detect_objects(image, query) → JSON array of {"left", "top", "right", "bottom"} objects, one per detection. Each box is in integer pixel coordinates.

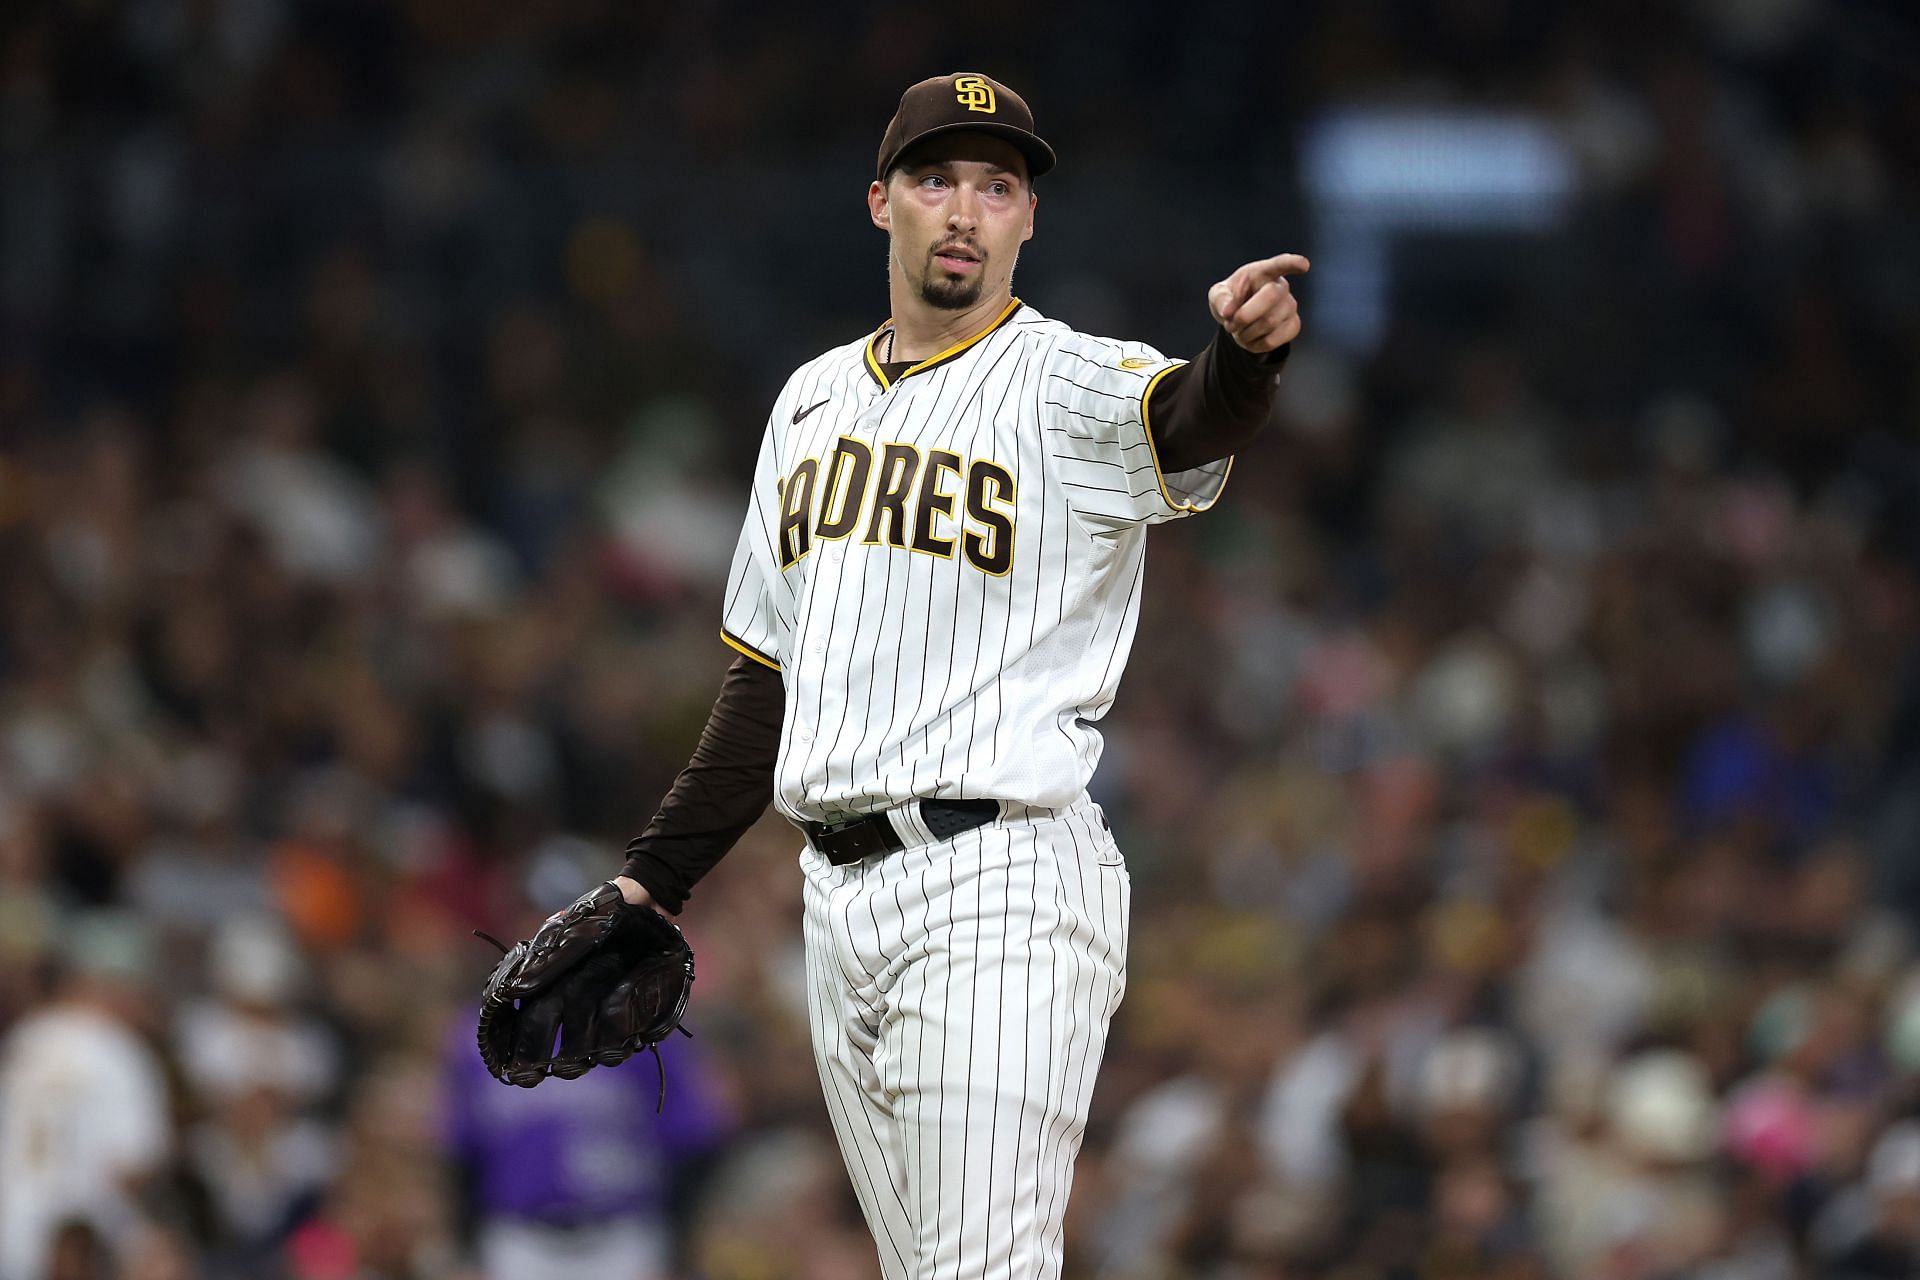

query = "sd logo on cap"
[
  {"left": 953, "top": 75, "right": 997, "bottom": 114},
  {"left": 876, "top": 72, "right": 1056, "bottom": 182}
]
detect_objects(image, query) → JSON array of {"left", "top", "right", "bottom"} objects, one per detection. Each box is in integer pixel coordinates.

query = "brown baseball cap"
[{"left": 876, "top": 72, "right": 1056, "bottom": 183}]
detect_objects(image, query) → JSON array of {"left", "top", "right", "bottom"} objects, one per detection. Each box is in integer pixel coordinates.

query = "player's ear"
[
  {"left": 1022, "top": 191, "right": 1036, "bottom": 243},
  {"left": 869, "top": 180, "right": 890, "bottom": 232}
]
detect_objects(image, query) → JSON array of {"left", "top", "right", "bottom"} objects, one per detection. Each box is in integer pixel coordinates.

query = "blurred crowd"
[{"left": 5, "top": 1, "right": 1920, "bottom": 1278}]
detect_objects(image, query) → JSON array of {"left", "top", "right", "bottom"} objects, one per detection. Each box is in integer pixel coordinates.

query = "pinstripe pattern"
[
  {"left": 717, "top": 305, "right": 1233, "bottom": 829},
  {"left": 723, "top": 304, "right": 1222, "bottom": 1276},
  {"left": 801, "top": 801, "right": 1129, "bottom": 1279}
]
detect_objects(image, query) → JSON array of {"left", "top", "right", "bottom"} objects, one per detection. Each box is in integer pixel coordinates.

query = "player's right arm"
[
  {"left": 617, "top": 407, "right": 795, "bottom": 912},
  {"left": 615, "top": 651, "right": 782, "bottom": 911},
  {"left": 1040, "top": 253, "right": 1306, "bottom": 530}
]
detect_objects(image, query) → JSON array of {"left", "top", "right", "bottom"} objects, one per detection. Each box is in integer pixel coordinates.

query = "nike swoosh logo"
[{"left": 792, "top": 399, "right": 831, "bottom": 424}]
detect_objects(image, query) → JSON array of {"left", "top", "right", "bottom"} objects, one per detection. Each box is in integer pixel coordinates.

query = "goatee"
[{"left": 918, "top": 274, "right": 985, "bottom": 310}]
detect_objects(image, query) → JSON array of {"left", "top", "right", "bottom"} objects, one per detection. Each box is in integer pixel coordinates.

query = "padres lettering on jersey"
[
  {"left": 720, "top": 299, "right": 1233, "bottom": 824},
  {"left": 776, "top": 440, "right": 1016, "bottom": 575}
]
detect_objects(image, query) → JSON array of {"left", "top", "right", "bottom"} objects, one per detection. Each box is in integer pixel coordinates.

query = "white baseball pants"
[
  {"left": 800, "top": 796, "right": 1130, "bottom": 1279},
  {"left": 478, "top": 1216, "right": 668, "bottom": 1280}
]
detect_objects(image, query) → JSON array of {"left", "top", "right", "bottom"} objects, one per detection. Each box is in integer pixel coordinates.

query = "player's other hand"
[{"left": 1208, "top": 253, "right": 1309, "bottom": 354}]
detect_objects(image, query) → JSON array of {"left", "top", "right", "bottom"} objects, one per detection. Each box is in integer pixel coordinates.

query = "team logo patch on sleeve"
[{"left": 1119, "top": 356, "right": 1157, "bottom": 370}]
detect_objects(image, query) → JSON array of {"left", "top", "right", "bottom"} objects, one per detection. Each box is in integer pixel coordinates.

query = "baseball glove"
[{"left": 475, "top": 882, "right": 694, "bottom": 1099}]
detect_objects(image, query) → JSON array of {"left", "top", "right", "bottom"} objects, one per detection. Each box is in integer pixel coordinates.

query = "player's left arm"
[{"left": 1146, "top": 253, "right": 1308, "bottom": 473}]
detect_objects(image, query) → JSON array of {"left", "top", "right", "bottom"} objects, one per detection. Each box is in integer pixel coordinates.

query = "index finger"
[{"left": 1242, "top": 253, "right": 1311, "bottom": 282}]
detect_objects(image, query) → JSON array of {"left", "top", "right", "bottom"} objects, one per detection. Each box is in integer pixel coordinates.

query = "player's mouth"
[{"left": 933, "top": 244, "right": 982, "bottom": 273}]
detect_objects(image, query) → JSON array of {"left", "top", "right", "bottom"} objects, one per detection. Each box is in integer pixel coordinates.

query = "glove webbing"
[{"left": 474, "top": 929, "right": 693, "bottom": 1111}]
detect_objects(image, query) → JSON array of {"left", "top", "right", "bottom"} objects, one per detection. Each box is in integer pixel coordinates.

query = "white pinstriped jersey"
[{"left": 720, "top": 299, "right": 1232, "bottom": 825}]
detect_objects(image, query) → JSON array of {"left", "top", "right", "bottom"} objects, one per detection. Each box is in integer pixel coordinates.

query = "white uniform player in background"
[
  {"left": 0, "top": 916, "right": 171, "bottom": 1280},
  {"left": 615, "top": 71, "right": 1305, "bottom": 1278}
]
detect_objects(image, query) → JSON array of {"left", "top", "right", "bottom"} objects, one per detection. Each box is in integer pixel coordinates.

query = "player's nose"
[{"left": 946, "top": 183, "right": 981, "bottom": 230}]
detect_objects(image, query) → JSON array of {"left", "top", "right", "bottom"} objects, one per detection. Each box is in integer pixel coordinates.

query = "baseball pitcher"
[{"left": 479, "top": 71, "right": 1303, "bottom": 1279}]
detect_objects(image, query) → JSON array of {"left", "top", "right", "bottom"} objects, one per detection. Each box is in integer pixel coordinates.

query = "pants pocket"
[{"left": 1087, "top": 805, "right": 1125, "bottom": 866}]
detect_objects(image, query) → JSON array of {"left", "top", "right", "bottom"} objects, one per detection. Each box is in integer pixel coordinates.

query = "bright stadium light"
[{"left": 1300, "top": 109, "right": 1579, "bottom": 351}]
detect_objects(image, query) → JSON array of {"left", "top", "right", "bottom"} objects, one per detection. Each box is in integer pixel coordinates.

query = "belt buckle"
[
  {"left": 815, "top": 812, "right": 864, "bottom": 837},
  {"left": 812, "top": 810, "right": 903, "bottom": 865}
]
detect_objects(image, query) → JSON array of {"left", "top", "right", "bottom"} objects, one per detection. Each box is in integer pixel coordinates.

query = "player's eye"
[
  {"left": 919, "top": 174, "right": 948, "bottom": 189},
  {"left": 988, "top": 182, "right": 1010, "bottom": 197}
]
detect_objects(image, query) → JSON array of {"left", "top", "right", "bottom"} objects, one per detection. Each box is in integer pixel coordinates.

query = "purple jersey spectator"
[{"left": 441, "top": 1015, "right": 728, "bottom": 1278}]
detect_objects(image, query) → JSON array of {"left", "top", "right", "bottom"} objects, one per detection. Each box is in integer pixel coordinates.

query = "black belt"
[{"left": 805, "top": 798, "right": 1001, "bottom": 865}]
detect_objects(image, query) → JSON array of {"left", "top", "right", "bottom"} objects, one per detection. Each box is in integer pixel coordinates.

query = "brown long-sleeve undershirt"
[
  {"left": 1149, "top": 326, "right": 1289, "bottom": 472},
  {"left": 621, "top": 652, "right": 785, "bottom": 913},
  {"left": 620, "top": 329, "right": 1286, "bottom": 912}
]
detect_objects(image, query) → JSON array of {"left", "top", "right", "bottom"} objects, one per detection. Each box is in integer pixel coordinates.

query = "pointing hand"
[{"left": 1207, "top": 253, "right": 1309, "bottom": 354}]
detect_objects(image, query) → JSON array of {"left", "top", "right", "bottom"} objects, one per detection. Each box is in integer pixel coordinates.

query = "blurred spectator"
[
  {"left": 284, "top": 1056, "right": 461, "bottom": 1280},
  {"left": 1816, "top": 1120, "right": 1920, "bottom": 1278},
  {"left": 176, "top": 917, "right": 339, "bottom": 1270},
  {"left": 686, "top": 1128, "right": 883, "bottom": 1280},
  {"left": 440, "top": 1020, "right": 730, "bottom": 1280},
  {"left": 37, "top": 1222, "right": 109, "bottom": 1280},
  {"left": 0, "top": 917, "right": 169, "bottom": 1280},
  {"left": 1534, "top": 1049, "right": 1725, "bottom": 1276}
]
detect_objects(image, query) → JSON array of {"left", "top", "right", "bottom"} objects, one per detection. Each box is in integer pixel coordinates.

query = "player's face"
[{"left": 873, "top": 136, "right": 1036, "bottom": 312}]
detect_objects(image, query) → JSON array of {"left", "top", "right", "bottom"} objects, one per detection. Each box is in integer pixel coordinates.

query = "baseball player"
[{"left": 613, "top": 72, "right": 1303, "bottom": 1277}]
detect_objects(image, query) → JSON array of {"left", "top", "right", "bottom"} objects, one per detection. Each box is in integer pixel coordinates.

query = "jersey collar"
[{"left": 864, "top": 297, "right": 1024, "bottom": 391}]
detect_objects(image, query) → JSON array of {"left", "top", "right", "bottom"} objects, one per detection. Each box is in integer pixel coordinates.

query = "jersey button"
[{"left": 795, "top": 726, "right": 813, "bottom": 742}]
